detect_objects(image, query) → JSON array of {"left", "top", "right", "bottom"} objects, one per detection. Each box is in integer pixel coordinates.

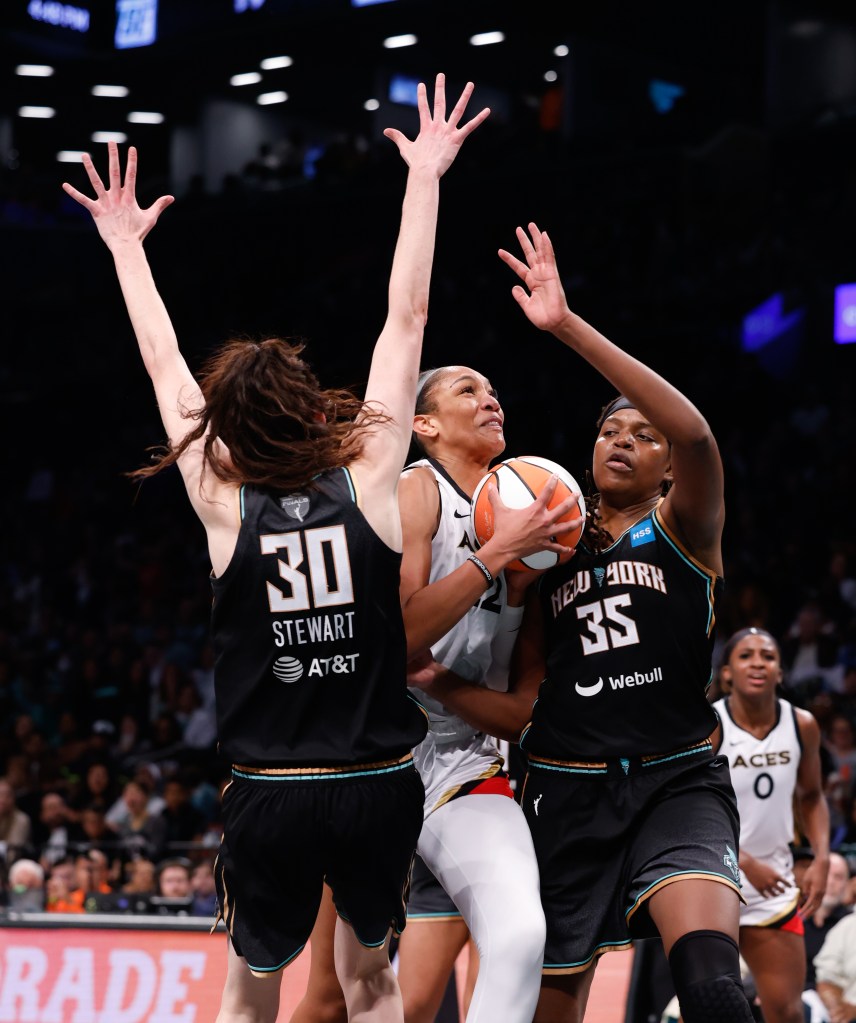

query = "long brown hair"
[{"left": 129, "top": 337, "right": 388, "bottom": 492}]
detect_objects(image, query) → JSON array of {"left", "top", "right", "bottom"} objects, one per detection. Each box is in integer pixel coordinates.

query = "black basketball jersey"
[
  {"left": 210, "top": 469, "right": 428, "bottom": 766},
  {"left": 521, "top": 506, "right": 723, "bottom": 759}
]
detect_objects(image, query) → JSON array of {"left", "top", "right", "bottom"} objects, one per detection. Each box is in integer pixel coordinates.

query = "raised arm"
[
  {"left": 499, "top": 223, "right": 724, "bottom": 569},
  {"left": 351, "top": 75, "right": 489, "bottom": 538},
  {"left": 61, "top": 144, "right": 211, "bottom": 508}
]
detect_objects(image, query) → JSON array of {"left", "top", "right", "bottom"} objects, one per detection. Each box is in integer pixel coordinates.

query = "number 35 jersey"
[
  {"left": 210, "top": 469, "right": 428, "bottom": 766},
  {"left": 523, "top": 506, "right": 723, "bottom": 759}
]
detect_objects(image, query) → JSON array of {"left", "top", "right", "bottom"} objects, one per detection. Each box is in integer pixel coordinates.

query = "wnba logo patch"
[
  {"left": 273, "top": 656, "right": 304, "bottom": 683},
  {"left": 280, "top": 495, "right": 310, "bottom": 521},
  {"left": 723, "top": 844, "right": 740, "bottom": 884}
]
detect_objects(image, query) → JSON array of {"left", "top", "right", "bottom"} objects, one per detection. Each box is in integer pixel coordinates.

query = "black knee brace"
[{"left": 668, "top": 930, "right": 755, "bottom": 1023}]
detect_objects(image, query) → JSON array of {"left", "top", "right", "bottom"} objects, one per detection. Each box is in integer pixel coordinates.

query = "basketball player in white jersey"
[
  {"left": 395, "top": 364, "right": 581, "bottom": 1023},
  {"left": 714, "top": 627, "right": 831, "bottom": 1023}
]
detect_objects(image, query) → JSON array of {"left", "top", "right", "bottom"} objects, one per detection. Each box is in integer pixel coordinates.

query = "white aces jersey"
[
  {"left": 404, "top": 458, "right": 508, "bottom": 744},
  {"left": 713, "top": 696, "right": 802, "bottom": 895}
]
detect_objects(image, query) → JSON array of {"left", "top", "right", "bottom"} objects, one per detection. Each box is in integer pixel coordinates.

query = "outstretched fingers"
[
  {"left": 61, "top": 180, "right": 97, "bottom": 212},
  {"left": 497, "top": 247, "right": 529, "bottom": 280},
  {"left": 457, "top": 100, "right": 491, "bottom": 139},
  {"left": 80, "top": 152, "right": 107, "bottom": 196},
  {"left": 516, "top": 224, "right": 539, "bottom": 264},
  {"left": 107, "top": 140, "right": 122, "bottom": 190},
  {"left": 415, "top": 79, "right": 431, "bottom": 129},
  {"left": 430, "top": 71, "right": 447, "bottom": 122},
  {"left": 124, "top": 145, "right": 138, "bottom": 194}
]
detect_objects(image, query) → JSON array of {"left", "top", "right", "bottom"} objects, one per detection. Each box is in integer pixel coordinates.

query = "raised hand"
[
  {"left": 383, "top": 72, "right": 490, "bottom": 178},
  {"left": 498, "top": 222, "right": 572, "bottom": 333},
  {"left": 62, "top": 141, "right": 174, "bottom": 251}
]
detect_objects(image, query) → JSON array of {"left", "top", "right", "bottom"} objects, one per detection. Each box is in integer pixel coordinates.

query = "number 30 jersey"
[
  {"left": 523, "top": 506, "right": 723, "bottom": 759},
  {"left": 211, "top": 469, "right": 428, "bottom": 766}
]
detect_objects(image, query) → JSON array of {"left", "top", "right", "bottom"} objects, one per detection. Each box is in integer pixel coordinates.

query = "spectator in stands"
[
  {"left": 44, "top": 857, "right": 75, "bottom": 912},
  {"left": 34, "top": 790, "right": 81, "bottom": 869},
  {"left": 190, "top": 858, "right": 218, "bottom": 917},
  {"left": 54, "top": 710, "right": 92, "bottom": 776},
  {"left": 781, "top": 600, "right": 843, "bottom": 705},
  {"left": 1, "top": 754, "right": 40, "bottom": 823},
  {"left": 175, "top": 679, "right": 217, "bottom": 751},
  {"left": 804, "top": 851, "right": 853, "bottom": 991},
  {"left": 71, "top": 759, "right": 121, "bottom": 816},
  {"left": 825, "top": 715, "right": 856, "bottom": 838},
  {"left": 158, "top": 775, "right": 206, "bottom": 853},
  {"left": 108, "top": 779, "right": 167, "bottom": 864},
  {"left": 5, "top": 857, "right": 45, "bottom": 910},
  {"left": 0, "top": 776, "right": 32, "bottom": 864},
  {"left": 121, "top": 856, "right": 156, "bottom": 895},
  {"left": 113, "top": 712, "right": 152, "bottom": 772},
  {"left": 78, "top": 803, "right": 122, "bottom": 873},
  {"left": 46, "top": 849, "right": 113, "bottom": 913},
  {"left": 105, "top": 765, "right": 164, "bottom": 829},
  {"left": 156, "top": 856, "right": 192, "bottom": 898},
  {"left": 813, "top": 910, "right": 856, "bottom": 1023}
]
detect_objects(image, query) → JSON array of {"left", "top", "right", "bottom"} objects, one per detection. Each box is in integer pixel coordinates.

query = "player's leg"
[
  {"left": 326, "top": 764, "right": 424, "bottom": 1023},
  {"left": 739, "top": 926, "right": 806, "bottom": 1023},
  {"left": 288, "top": 883, "right": 348, "bottom": 1023},
  {"left": 533, "top": 968, "right": 597, "bottom": 1023},
  {"left": 418, "top": 794, "right": 545, "bottom": 1023},
  {"left": 649, "top": 879, "right": 755, "bottom": 1023},
  {"left": 397, "top": 917, "right": 470, "bottom": 1023},
  {"left": 335, "top": 921, "right": 403, "bottom": 1023},
  {"left": 396, "top": 850, "right": 470, "bottom": 1023},
  {"left": 216, "top": 937, "right": 284, "bottom": 1023},
  {"left": 461, "top": 936, "right": 479, "bottom": 1017}
]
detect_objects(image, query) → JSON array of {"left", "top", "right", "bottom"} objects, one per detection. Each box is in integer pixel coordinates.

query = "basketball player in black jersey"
[
  {"left": 62, "top": 75, "right": 490, "bottom": 1023},
  {"left": 410, "top": 223, "right": 757, "bottom": 1022}
]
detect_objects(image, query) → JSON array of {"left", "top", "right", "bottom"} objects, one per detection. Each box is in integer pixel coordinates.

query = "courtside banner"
[{"left": 0, "top": 917, "right": 310, "bottom": 1022}]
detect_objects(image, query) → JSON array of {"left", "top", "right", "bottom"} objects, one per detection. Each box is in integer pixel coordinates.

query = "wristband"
[{"left": 467, "top": 553, "right": 493, "bottom": 587}]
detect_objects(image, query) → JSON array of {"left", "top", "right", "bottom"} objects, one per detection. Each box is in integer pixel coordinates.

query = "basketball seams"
[{"left": 502, "top": 462, "right": 538, "bottom": 500}]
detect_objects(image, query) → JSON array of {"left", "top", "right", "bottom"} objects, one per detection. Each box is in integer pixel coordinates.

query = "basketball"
[{"left": 470, "top": 455, "right": 587, "bottom": 571}]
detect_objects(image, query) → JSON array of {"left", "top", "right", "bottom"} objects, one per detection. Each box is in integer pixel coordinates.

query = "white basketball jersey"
[
  {"left": 714, "top": 696, "right": 802, "bottom": 906},
  {"left": 405, "top": 458, "right": 508, "bottom": 743}
]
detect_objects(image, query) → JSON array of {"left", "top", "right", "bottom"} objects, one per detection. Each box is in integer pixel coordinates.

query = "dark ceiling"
[{"left": 4, "top": 0, "right": 855, "bottom": 172}]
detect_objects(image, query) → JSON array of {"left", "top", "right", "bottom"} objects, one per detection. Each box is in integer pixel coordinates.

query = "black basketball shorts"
[
  {"left": 520, "top": 750, "right": 742, "bottom": 975},
  {"left": 214, "top": 758, "right": 424, "bottom": 975}
]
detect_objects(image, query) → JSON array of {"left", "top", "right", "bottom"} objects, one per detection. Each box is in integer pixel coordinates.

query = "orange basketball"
[{"left": 470, "top": 455, "right": 586, "bottom": 571}]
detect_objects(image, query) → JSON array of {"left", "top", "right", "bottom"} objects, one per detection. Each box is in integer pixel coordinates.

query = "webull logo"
[{"left": 574, "top": 666, "right": 663, "bottom": 697}]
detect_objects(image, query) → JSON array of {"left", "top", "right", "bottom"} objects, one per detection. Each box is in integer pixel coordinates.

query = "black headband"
[{"left": 596, "top": 395, "right": 636, "bottom": 429}]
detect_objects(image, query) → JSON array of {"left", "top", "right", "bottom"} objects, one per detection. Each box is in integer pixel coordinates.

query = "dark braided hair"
[{"left": 128, "top": 337, "right": 389, "bottom": 492}]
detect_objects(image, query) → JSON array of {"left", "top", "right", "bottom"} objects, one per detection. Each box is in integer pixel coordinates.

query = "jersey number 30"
[{"left": 261, "top": 526, "right": 354, "bottom": 612}]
